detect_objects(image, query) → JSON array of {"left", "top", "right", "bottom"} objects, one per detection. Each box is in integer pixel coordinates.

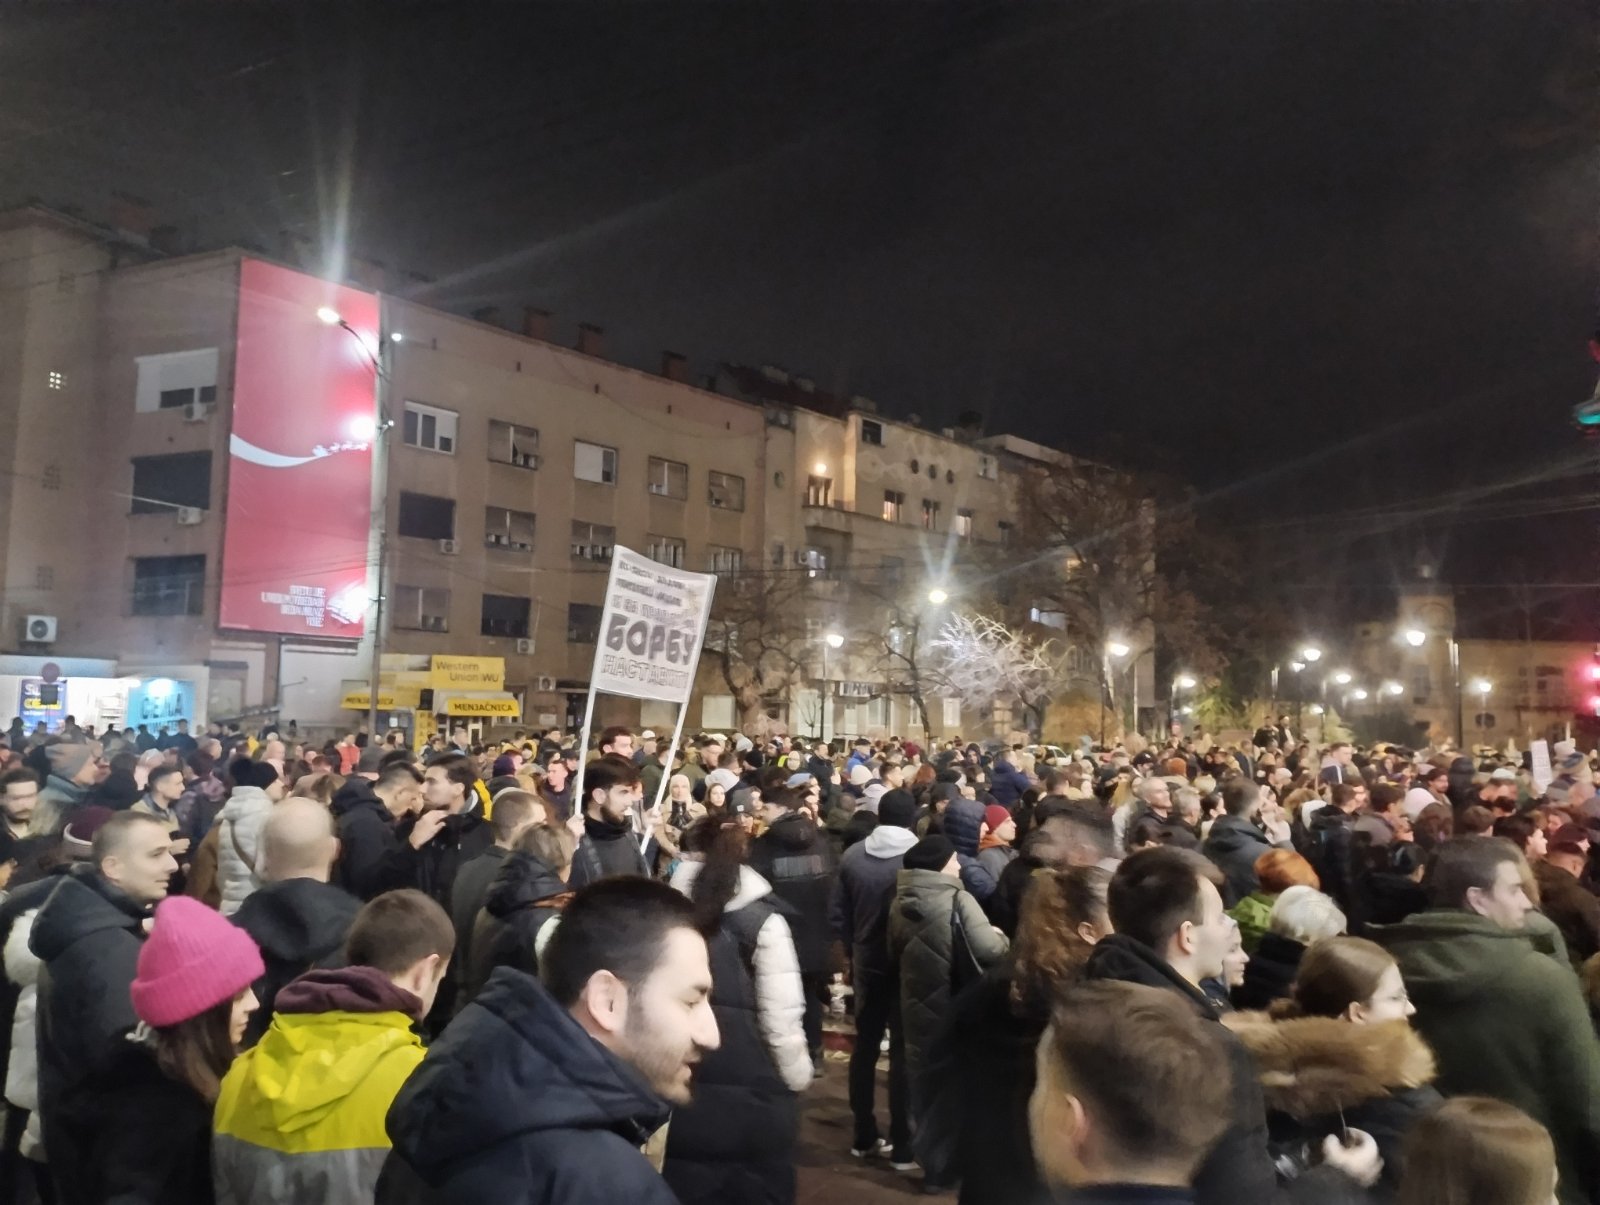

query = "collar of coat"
[{"left": 1222, "top": 1012, "right": 1436, "bottom": 1118}]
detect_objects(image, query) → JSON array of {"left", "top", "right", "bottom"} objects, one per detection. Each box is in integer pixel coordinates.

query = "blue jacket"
[
  {"left": 376, "top": 968, "right": 678, "bottom": 1205},
  {"left": 829, "top": 826, "right": 918, "bottom": 974},
  {"left": 943, "top": 798, "right": 1000, "bottom": 903},
  {"left": 987, "top": 759, "right": 1030, "bottom": 809}
]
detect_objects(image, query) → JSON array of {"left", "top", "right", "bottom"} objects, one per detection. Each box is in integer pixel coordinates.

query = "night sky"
[{"left": 3, "top": 2, "right": 1594, "bottom": 630}]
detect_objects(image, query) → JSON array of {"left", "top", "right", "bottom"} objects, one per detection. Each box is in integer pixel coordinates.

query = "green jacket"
[
  {"left": 1373, "top": 909, "right": 1600, "bottom": 1205},
  {"left": 887, "top": 869, "right": 1008, "bottom": 1116},
  {"left": 1228, "top": 891, "right": 1275, "bottom": 955}
]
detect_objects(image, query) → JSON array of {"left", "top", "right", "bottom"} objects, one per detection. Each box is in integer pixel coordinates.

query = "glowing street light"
[
  {"left": 1289, "top": 661, "right": 1305, "bottom": 673},
  {"left": 1309, "top": 704, "right": 1325, "bottom": 716},
  {"left": 1301, "top": 646, "right": 1323, "bottom": 663},
  {"left": 1403, "top": 628, "right": 1427, "bottom": 648},
  {"left": 927, "top": 587, "right": 949, "bottom": 605},
  {"left": 813, "top": 461, "right": 828, "bottom": 476},
  {"left": 316, "top": 305, "right": 342, "bottom": 326},
  {"left": 1333, "top": 671, "right": 1352, "bottom": 686},
  {"left": 1106, "top": 640, "right": 1131, "bottom": 659},
  {"left": 824, "top": 632, "right": 844, "bottom": 649},
  {"left": 1350, "top": 688, "right": 1369, "bottom": 702},
  {"left": 1175, "top": 674, "right": 1197, "bottom": 691},
  {"left": 1472, "top": 678, "right": 1492, "bottom": 697},
  {"left": 1384, "top": 681, "right": 1405, "bottom": 697}
]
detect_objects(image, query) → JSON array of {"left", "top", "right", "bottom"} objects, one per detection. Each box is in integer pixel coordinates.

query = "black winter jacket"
[
  {"left": 1203, "top": 815, "right": 1278, "bottom": 907},
  {"left": 1304, "top": 808, "right": 1363, "bottom": 930},
  {"left": 449, "top": 845, "right": 510, "bottom": 974},
  {"left": 748, "top": 812, "right": 835, "bottom": 974},
  {"left": 568, "top": 813, "right": 650, "bottom": 888},
  {"left": 376, "top": 967, "right": 680, "bottom": 1205},
  {"left": 231, "top": 876, "right": 361, "bottom": 1045},
  {"left": 29, "top": 867, "right": 155, "bottom": 1205},
  {"left": 1082, "top": 934, "right": 1360, "bottom": 1205},
  {"left": 397, "top": 807, "right": 493, "bottom": 908},
  {"left": 662, "top": 901, "right": 797, "bottom": 1205},
  {"left": 462, "top": 851, "right": 570, "bottom": 1005},
  {"left": 1230, "top": 931, "right": 1306, "bottom": 1012},
  {"left": 331, "top": 779, "right": 413, "bottom": 900},
  {"left": 828, "top": 826, "right": 918, "bottom": 974}
]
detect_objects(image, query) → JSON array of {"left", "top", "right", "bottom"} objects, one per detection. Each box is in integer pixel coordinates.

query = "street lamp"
[
  {"left": 1403, "top": 628, "right": 1427, "bottom": 648},
  {"left": 1333, "top": 671, "right": 1352, "bottom": 686},
  {"left": 1171, "top": 674, "right": 1197, "bottom": 737},
  {"left": 927, "top": 587, "right": 949, "bottom": 605},
  {"left": 1350, "top": 688, "right": 1369, "bottom": 702},
  {"left": 819, "top": 632, "right": 845, "bottom": 743},
  {"left": 1106, "top": 640, "right": 1131, "bottom": 658},
  {"left": 1384, "top": 681, "right": 1405, "bottom": 697},
  {"left": 1104, "top": 640, "right": 1134, "bottom": 743},
  {"left": 1301, "top": 645, "right": 1323, "bottom": 663},
  {"left": 1472, "top": 679, "right": 1492, "bottom": 742},
  {"left": 813, "top": 461, "right": 828, "bottom": 476},
  {"left": 1401, "top": 625, "right": 1465, "bottom": 747}
]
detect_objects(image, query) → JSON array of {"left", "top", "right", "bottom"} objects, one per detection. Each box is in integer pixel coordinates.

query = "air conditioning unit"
[
  {"left": 23, "top": 615, "right": 56, "bottom": 644},
  {"left": 648, "top": 482, "right": 668, "bottom": 496},
  {"left": 535, "top": 674, "right": 557, "bottom": 692},
  {"left": 183, "top": 400, "right": 211, "bottom": 422},
  {"left": 514, "top": 637, "right": 534, "bottom": 655},
  {"left": 438, "top": 539, "right": 460, "bottom": 555},
  {"left": 516, "top": 453, "right": 541, "bottom": 469},
  {"left": 174, "top": 506, "right": 203, "bottom": 526}
]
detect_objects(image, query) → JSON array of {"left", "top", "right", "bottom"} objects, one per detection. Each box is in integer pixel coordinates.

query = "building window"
[
  {"left": 135, "top": 348, "right": 219, "bottom": 413},
  {"left": 882, "top": 490, "right": 905, "bottom": 523},
  {"left": 397, "top": 491, "right": 455, "bottom": 541},
  {"left": 996, "top": 519, "right": 1013, "bottom": 547},
  {"left": 647, "top": 535, "right": 686, "bottom": 568},
  {"left": 920, "top": 498, "right": 940, "bottom": 530},
  {"left": 978, "top": 454, "right": 997, "bottom": 480},
  {"left": 571, "top": 520, "right": 616, "bottom": 561},
  {"left": 488, "top": 419, "right": 539, "bottom": 468},
  {"left": 131, "top": 554, "right": 205, "bottom": 616},
  {"left": 647, "top": 456, "right": 689, "bottom": 500},
  {"left": 806, "top": 475, "right": 833, "bottom": 508},
  {"left": 481, "top": 594, "right": 531, "bottom": 639},
  {"left": 708, "top": 470, "right": 745, "bottom": 511},
  {"left": 574, "top": 440, "right": 617, "bottom": 485},
  {"left": 1411, "top": 665, "right": 1430, "bottom": 704},
  {"left": 860, "top": 419, "right": 883, "bottom": 446},
  {"left": 47, "top": 371, "right": 63, "bottom": 391},
  {"left": 800, "top": 547, "right": 828, "bottom": 574},
  {"left": 771, "top": 541, "right": 785, "bottom": 567},
  {"left": 567, "top": 602, "right": 603, "bottom": 644},
  {"left": 708, "top": 545, "right": 743, "bottom": 574},
  {"left": 954, "top": 507, "right": 974, "bottom": 539},
  {"left": 402, "top": 402, "right": 457, "bottom": 454},
  {"left": 393, "top": 585, "right": 450, "bottom": 632},
  {"left": 484, "top": 506, "right": 536, "bottom": 552},
  {"left": 130, "top": 452, "right": 211, "bottom": 514}
]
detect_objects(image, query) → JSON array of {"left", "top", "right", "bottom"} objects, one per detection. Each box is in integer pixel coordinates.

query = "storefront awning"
[{"left": 433, "top": 691, "right": 522, "bottom": 719}]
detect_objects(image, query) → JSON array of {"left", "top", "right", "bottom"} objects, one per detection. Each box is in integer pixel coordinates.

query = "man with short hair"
[
  {"left": 634, "top": 729, "right": 658, "bottom": 767},
  {"left": 449, "top": 789, "right": 546, "bottom": 977},
  {"left": 1353, "top": 782, "right": 1405, "bottom": 847},
  {"left": 0, "top": 768, "right": 43, "bottom": 868},
  {"left": 231, "top": 798, "right": 362, "bottom": 1043},
  {"left": 1376, "top": 837, "right": 1600, "bottom": 1204},
  {"left": 30, "top": 813, "right": 178, "bottom": 1205},
  {"left": 830, "top": 789, "right": 920, "bottom": 1167},
  {"left": 376, "top": 878, "right": 720, "bottom": 1204},
  {"left": 1112, "top": 774, "right": 1170, "bottom": 852},
  {"left": 1030, "top": 981, "right": 1234, "bottom": 1201},
  {"left": 567, "top": 756, "right": 649, "bottom": 888},
  {"left": 1304, "top": 780, "right": 1364, "bottom": 928},
  {"left": 1534, "top": 827, "right": 1600, "bottom": 968},
  {"left": 1083, "top": 846, "right": 1378, "bottom": 1203},
  {"left": 36, "top": 744, "right": 100, "bottom": 833},
  {"left": 1317, "top": 741, "right": 1354, "bottom": 786},
  {"left": 597, "top": 726, "right": 635, "bottom": 761},
  {"left": 333, "top": 761, "right": 428, "bottom": 900},
  {"left": 407, "top": 754, "right": 493, "bottom": 908},
  {"left": 217, "top": 889, "right": 456, "bottom": 1205},
  {"left": 1202, "top": 778, "right": 1289, "bottom": 906}
]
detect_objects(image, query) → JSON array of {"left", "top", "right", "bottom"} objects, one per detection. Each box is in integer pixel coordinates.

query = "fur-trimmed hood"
[{"left": 1223, "top": 1013, "right": 1436, "bottom": 1119}]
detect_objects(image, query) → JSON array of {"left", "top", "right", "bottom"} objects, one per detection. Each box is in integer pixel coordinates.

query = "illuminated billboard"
[{"left": 219, "top": 259, "right": 377, "bottom": 638}]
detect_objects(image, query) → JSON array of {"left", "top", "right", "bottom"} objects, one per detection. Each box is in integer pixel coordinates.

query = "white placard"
[
  {"left": 587, "top": 546, "right": 716, "bottom": 705},
  {"left": 1531, "top": 739, "right": 1553, "bottom": 791}
]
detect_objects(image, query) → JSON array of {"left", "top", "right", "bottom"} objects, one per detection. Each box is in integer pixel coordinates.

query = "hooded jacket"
[
  {"left": 887, "top": 869, "right": 1008, "bottom": 1123},
  {"left": 1203, "top": 815, "right": 1279, "bottom": 907},
  {"left": 216, "top": 784, "right": 275, "bottom": 915},
  {"left": 397, "top": 806, "right": 493, "bottom": 909},
  {"left": 829, "top": 824, "right": 919, "bottom": 974},
  {"left": 1228, "top": 891, "right": 1277, "bottom": 954},
  {"left": 214, "top": 967, "right": 426, "bottom": 1205},
  {"left": 1225, "top": 1012, "right": 1440, "bottom": 1196},
  {"left": 231, "top": 877, "right": 362, "bottom": 1045},
  {"left": 462, "top": 850, "right": 570, "bottom": 1006},
  {"left": 747, "top": 811, "right": 835, "bottom": 974},
  {"left": 374, "top": 967, "right": 680, "bottom": 1205},
  {"left": 1373, "top": 908, "right": 1600, "bottom": 1205},
  {"left": 331, "top": 778, "right": 414, "bottom": 901},
  {"left": 987, "top": 757, "right": 1030, "bottom": 809},
  {"left": 1082, "top": 934, "right": 1357, "bottom": 1205},
  {"left": 944, "top": 798, "right": 1000, "bottom": 902},
  {"left": 663, "top": 862, "right": 808, "bottom": 1204},
  {"left": 29, "top": 867, "right": 155, "bottom": 1205}
]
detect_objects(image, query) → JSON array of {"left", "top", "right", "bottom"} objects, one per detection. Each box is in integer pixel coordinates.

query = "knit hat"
[
  {"left": 131, "top": 897, "right": 264, "bottom": 1029},
  {"left": 724, "top": 787, "right": 756, "bottom": 817},
  {"left": 62, "top": 806, "right": 114, "bottom": 860},
  {"left": 878, "top": 789, "right": 919, "bottom": 830},
  {"left": 848, "top": 764, "right": 874, "bottom": 787},
  {"left": 984, "top": 804, "right": 1012, "bottom": 835},
  {"left": 903, "top": 835, "right": 956, "bottom": 873},
  {"left": 45, "top": 743, "right": 93, "bottom": 781}
]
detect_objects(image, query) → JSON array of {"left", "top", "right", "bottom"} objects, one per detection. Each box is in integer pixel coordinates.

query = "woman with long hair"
[
  {"left": 663, "top": 818, "right": 810, "bottom": 1204},
  {"left": 921, "top": 865, "right": 1112, "bottom": 1204},
  {"left": 1227, "top": 936, "right": 1441, "bottom": 1195},
  {"left": 1398, "top": 1097, "right": 1556, "bottom": 1205},
  {"left": 102, "top": 896, "right": 263, "bottom": 1204}
]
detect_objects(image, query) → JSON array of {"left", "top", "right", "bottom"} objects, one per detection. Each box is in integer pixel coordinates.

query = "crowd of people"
[{"left": 0, "top": 712, "right": 1590, "bottom": 1204}]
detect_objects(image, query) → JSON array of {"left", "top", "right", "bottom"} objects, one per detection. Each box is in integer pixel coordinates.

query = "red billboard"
[{"left": 219, "top": 259, "right": 377, "bottom": 638}]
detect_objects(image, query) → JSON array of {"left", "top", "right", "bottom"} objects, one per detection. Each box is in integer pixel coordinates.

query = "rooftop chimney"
[
  {"left": 661, "top": 351, "right": 690, "bottom": 383},
  {"left": 577, "top": 323, "right": 604, "bottom": 358},
  {"left": 522, "top": 307, "right": 551, "bottom": 341}
]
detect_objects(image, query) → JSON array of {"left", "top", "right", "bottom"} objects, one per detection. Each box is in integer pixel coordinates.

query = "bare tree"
[
  {"left": 703, "top": 572, "right": 813, "bottom": 735},
  {"left": 930, "top": 612, "right": 1070, "bottom": 737}
]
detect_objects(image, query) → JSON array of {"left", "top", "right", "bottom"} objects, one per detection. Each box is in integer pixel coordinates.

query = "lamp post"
[
  {"left": 1105, "top": 640, "right": 1131, "bottom": 742},
  {"left": 320, "top": 305, "right": 398, "bottom": 745},
  {"left": 1403, "top": 626, "right": 1464, "bottom": 748},
  {"left": 1472, "top": 678, "right": 1492, "bottom": 745},
  {"left": 820, "top": 631, "right": 844, "bottom": 744},
  {"left": 1171, "top": 673, "right": 1196, "bottom": 737}
]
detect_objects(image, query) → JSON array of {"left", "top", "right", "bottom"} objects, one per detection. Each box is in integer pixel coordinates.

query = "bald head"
[{"left": 261, "top": 797, "right": 340, "bottom": 883}]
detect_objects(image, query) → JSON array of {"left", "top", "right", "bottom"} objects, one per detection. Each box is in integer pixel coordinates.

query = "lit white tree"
[{"left": 930, "top": 613, "right": 1070, "bottom": 736}]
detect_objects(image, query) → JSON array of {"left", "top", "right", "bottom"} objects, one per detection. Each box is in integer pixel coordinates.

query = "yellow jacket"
[{"left": 212, "top": 968, "right": 425, "bottom": 1205}]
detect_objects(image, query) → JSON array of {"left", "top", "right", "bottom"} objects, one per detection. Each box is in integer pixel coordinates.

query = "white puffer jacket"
[
  {"left": 214, "top": 785, "right": 274, "bottom": 916},
  {"left": 5, "top": 908, "right": 40, "bottom": 1113},
  {"left": 669, "top": 861, "right": 812, "bottom": 1092}
]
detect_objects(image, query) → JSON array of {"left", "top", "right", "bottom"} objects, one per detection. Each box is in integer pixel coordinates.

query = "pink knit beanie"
[{"left": 131, "top": 897, "right": 264, "bottom": 1029}]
